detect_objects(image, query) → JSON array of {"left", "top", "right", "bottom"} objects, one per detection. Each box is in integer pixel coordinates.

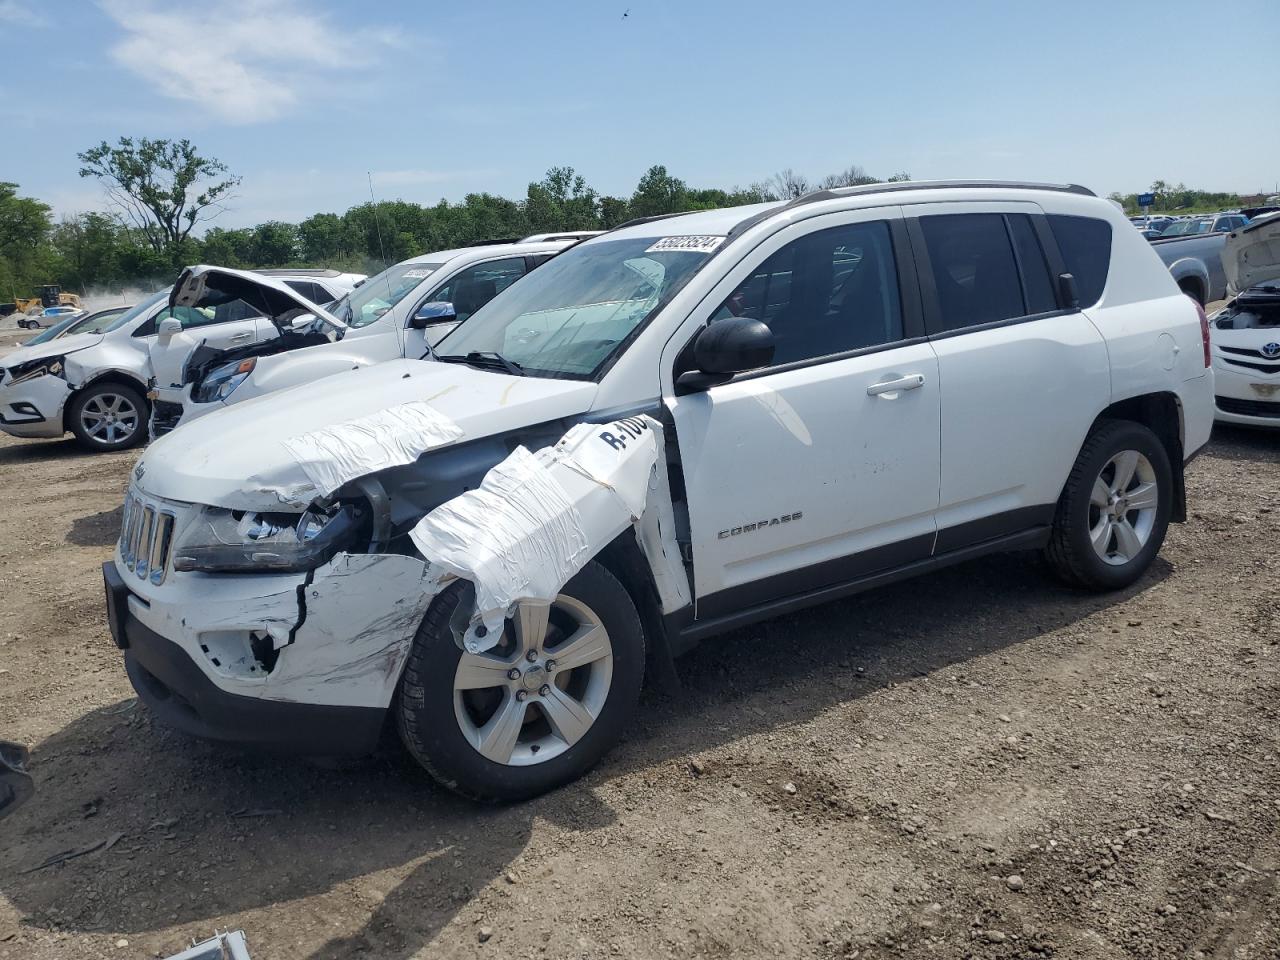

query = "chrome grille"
[{"left": 119, "top": 492, "right": 176, "bottom": 584}]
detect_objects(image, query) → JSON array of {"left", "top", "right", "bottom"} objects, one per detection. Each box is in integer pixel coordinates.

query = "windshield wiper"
[{"left": 437, "top": 351, "right": 525, "bottom": 376}]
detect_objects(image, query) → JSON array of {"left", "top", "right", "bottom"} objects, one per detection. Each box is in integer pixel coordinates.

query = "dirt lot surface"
[{"left": 0, "top": 421, "right": 1277, "bottom": 960}]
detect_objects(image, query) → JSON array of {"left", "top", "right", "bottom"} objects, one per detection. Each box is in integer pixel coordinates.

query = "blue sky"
[{"left": 1, "top": 0, "right": 1277, "bottom": 229}]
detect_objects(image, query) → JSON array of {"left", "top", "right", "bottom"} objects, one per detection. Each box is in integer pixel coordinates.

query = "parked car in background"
[
  {"left": 22, "top": 305, "right": 133, "bottom": 347},
  {"left": 252, "top": 269, "right": 367, "bottom": 306},
  {"left": 0, "top": 271, "right": 362, "bottom": 452},
  {"left": 106, "top": 180, "right": 1213, "bottom": 801},
  {"left": 17, "top": 305, "right": 84, "bottom": 329},
  {"left": 1159, "top": 213, "right": 1248, "bottom": 238},
  {"left": 150, "top": 238, "right": 580, "bottom": 436},
  {"left": 1150, "top": 230, "right": 1229, "bottom": 305},
  {"left": 1207, "top": 212, "right": 1280, "bottom": 426}
]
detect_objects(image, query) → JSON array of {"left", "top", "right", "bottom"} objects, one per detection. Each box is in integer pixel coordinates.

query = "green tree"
[
  {"left": 629, "top": 165, "right": 688, "bottom": 218},
  {"left": 598, "top": 196, "right": 631, "bottom": 228},
  {"left": 77, "top": 137, "right": 240, "bottom": 261},
  {"left": 48, "top": 212, "right": 138, "bottom": 290},
  {"left": 0, "top": 182, "right": 53, "bottom": 298},
  {"left": 249, "top": 221, "right": 299, "bottom": 266}
]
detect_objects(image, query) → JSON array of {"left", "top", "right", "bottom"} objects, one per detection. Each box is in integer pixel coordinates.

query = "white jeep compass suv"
[{"left": 105, "top": 181, "right": 1214, "bottom": 801}]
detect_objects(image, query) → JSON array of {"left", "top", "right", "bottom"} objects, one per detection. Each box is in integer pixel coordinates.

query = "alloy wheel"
[
  {"left": 453, "top": 595, "right": 614, "bottom": 767},
  {"left": 1088, "top": 449, "right": 1159, "bottom": 566},
  {"left": 80, "top": 392, "right": 140, "bottom": 446}
]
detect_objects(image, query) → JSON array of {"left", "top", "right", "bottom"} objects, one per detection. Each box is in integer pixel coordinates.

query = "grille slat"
[{"left": 118, "top": 492, "right": 175, "bottom": 584}]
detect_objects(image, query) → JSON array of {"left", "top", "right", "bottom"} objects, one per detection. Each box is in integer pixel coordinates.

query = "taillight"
[{"left": 1193, "top": 298, "right": 1210, "bottom": 367}]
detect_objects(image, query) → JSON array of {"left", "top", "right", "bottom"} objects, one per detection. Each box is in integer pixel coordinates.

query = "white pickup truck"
[{"left": 106, "top": 181, "right": 1213, "bottom": 801}]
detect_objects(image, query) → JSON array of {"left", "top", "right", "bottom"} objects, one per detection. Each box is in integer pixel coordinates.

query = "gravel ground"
[{"left": 0, "top": 415, "right": 1277, "bottom": 959}]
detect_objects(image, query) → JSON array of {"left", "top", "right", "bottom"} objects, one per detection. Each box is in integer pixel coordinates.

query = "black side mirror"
[
  {"left": 410, "top": 301, "right": 457, "bottom": 330},
  {"left": 1057, "top": 273, "right": 1080, "bottom": 309},
  {"left": 676, "top": 317, "right": 775, "bottom": 393}
]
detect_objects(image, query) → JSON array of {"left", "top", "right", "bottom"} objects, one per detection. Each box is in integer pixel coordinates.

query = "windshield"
[
  {"left": 337, "top": 261, "right": 443, "bottom": 328},
  {"left": 23, "top": 315, "right": 80, "bottom": 345},
  {"left": 437, "top": 236, "right": 718, "bottom": 379},
  {"left": 1161, "top": 220, "right": 1210, "bottom": 237},
  {"left": 68, "top": 307, "right": 129, "bottom": 335},
  {"left": 105, "top": 289, "right": 169, "bottom": 331}
]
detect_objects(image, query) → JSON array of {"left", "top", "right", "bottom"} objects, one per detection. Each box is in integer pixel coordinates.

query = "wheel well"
[
  {"left": 63, "top": 374, "right": 150, "bottom": 431},
  {"left": 595, "top": 531, "right": 681, "bottom": 694},
  {"left": 1176, "top": 276, "right": 1205, "bottom": 305},
  {"left": 1090, "top": 392, "right": 1186, "bottom": 522}
]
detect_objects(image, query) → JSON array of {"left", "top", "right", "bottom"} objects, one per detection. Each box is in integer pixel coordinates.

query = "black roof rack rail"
[
  {"left": 606, "top": 210, "right": 700, "bottom": 234},
  {"left": 726, "top": 179, "right": 1095, "bottom": 239}
]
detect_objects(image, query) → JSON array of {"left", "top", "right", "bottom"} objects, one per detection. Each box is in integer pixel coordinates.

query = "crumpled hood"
[
  {"left": 3, "top": 333, "right": 104, "bottom": 369},
  {"left": 135, "top": 359, "right": 598, "bottom": 510},
  {"left": 1224, "top": 212, "right": 1280, "bottom": 296}
]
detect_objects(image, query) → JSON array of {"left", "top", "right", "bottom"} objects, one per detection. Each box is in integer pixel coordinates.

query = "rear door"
[{"left": 908, "top": 203, "right": 1110, "bottom": 548}]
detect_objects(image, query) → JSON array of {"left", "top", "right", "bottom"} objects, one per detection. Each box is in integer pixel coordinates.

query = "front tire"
[
  {"left": 397, "top": 561, "right": 645, "bottom": 802},
  {"left": 67, "top": 382, "right": 148, "bottom": 451},
  {"left": 1045, "top": 420, "right": 1172, "bottom": 590}
]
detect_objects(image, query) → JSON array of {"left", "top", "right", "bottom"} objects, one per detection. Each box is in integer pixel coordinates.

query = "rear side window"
[
  {"left": 1047, "top": 215, "right": 1111, "bottom": 306},
  {"left": 284, "top": 280, "right": 332, "bottom": 304},
  {"left": 919, "top": 214, "right": 1024, "bottom": 332}
]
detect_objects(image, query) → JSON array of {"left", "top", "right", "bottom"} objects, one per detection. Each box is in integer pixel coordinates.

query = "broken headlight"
[
  {"left": 172, "top": 502, "right": 364, "bottom": 573},
  {"left": 6, "top": 355, "right": 64, "bottom": 385},
  {"left": 192, "top": 357, "right": 256, "bottom": 403}
]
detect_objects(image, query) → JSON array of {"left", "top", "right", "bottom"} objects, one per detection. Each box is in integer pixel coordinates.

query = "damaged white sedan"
[{"left": 105, "top": 181, "right": 1213, "bottom": 801}]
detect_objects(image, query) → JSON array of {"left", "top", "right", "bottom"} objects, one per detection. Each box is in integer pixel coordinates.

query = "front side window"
[
  {"left": 438, "top": 236, "right": 717, "bottom": 379},
  {"left": 429, "top": 258, "right": 527, "bottom": 323},
  {"left": 1047, "top": 214, "right": 1112, "bottom": 307},
  {"left": 920, "top": 214, "right": 1025, "bottom": 332},
  {"left": 711, "top": 220, "right": 904, "bottom": 365},
  {"left": 340, "top": 261, "right": 444, "bottom": 328}
]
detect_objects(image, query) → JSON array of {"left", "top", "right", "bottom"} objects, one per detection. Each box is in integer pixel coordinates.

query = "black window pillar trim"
[{"left": 1028, "top": 213, "right": 1074, "bottom": 310}]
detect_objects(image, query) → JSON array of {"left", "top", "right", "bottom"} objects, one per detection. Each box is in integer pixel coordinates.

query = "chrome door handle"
[
  {"left": 228, "top": 332, "right": 253, "bottom": 342},
  {"left": 867, "top": 374, "right": 925, "bottom": 396}
]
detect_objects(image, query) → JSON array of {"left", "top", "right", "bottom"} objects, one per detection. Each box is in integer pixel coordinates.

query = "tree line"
[
  {"left": 1, "top": 137, "right": 913, "bottom": 301},
  {"left": 1108, "top": 180, "right": 1261, "bottom": 216}
]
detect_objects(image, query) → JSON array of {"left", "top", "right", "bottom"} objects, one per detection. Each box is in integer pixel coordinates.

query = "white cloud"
[
  {"left": 97, "top": 0, "right": 400, "bottom": 124},
  {"left": 0, "top": 0, "right": 50, "bottom": 27}
]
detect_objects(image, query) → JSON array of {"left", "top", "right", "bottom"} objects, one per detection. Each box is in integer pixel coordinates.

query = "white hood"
[
  {"left": 135, "top": 359, "right": 598, "bottom": 510},
  {"left": 172, "top": 265, "right": 346, "bottom": 332},
  {"left": 2, "top": 332, "right": 104, "bottom": 368},
  {"left": 1224, "top": 212, "right": 1280, "bottom": 296}
]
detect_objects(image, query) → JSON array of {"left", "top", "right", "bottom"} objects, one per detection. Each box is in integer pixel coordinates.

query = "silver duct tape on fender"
[
  {"left": 281, "top": 400, "right": 464, "bottom": 499},
  {"left": 410, "top": 416, "right": 660, "bottom": 652}
]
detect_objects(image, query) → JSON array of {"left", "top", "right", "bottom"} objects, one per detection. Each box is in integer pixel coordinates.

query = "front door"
[{"left": 664, "top": 209, "right": 942, "bottom": 620}]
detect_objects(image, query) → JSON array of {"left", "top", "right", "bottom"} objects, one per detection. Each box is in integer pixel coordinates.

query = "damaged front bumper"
[
  {"left": 0, "top": 374, "right": 70, "bottom": 438},
  {"left": 105, "top": 545, "right": 448, "bottom": 755}
]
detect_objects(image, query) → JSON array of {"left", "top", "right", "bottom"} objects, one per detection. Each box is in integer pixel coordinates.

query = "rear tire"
[
  {"left": 67, "top": 382, "right": 148, "bottom": 451},
  {"left": 1045, "top": 420, "right": 1172, "bottom": 591},
  {"left": 397, "top": 561, "right": 645, "bottom": 802}
]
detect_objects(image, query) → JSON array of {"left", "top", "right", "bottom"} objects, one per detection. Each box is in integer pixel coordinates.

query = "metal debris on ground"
[{"left": 161, "top": 930, "right": 252, "bottom": 960}]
